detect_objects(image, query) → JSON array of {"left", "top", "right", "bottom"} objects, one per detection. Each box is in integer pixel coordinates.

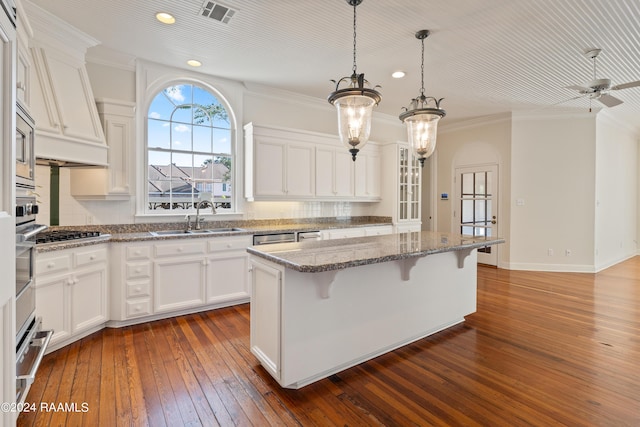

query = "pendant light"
[
  {"left": 328, "top": 0, "right": 381, "bottom": 161},
  {"left": 399, "top": 30, "right": 445, "bottom": 167}
]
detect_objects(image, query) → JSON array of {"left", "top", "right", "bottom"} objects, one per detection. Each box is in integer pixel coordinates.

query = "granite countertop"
[
  {"left": 35, "top": 217, "right": 392, "bottom": 252},
  {"left": 247, "top": 231, "right": 505, "bottom": 273}
]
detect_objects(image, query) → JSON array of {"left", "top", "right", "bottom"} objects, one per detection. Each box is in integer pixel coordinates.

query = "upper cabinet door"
[
  {"left": 285, "top": 142, "right": 314, "bottom": 197},
  {"left": 254, "top": 138, "right": 286, "bottom": 197}
]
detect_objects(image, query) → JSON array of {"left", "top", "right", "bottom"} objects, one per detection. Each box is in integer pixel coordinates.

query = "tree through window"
[{"left": 146, "top": 84, "right": 233, "bottom": 212}]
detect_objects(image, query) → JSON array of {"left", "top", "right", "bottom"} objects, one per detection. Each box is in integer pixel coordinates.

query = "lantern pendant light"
[
  {"left": 328, "top": 0, "right": 382, "bottom": 161},
  {"left": 399, "top": 30, "right": 446, "bottom": 167}
]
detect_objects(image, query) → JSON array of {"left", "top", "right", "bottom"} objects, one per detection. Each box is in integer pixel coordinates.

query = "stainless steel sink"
[
  {"left": 149, "top": 230, "right": 191, "bottom": 236},
  {"left": 149, "top": 227, "right": 246, "bottom": 236},
  {"left": 206, "top": 227, "right": 246, "bottom": 233}
]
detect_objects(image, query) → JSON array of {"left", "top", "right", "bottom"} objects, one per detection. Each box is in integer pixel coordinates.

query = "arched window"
[{"left": 146, "top": 83, "right": 233, "bottom": 213}]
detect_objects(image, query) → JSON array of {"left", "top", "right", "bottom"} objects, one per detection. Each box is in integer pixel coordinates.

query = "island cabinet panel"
[
  {"left": 250, "top": 258, "right": 283, "bottom": 380},
  {"left": 250, "top": 248, "right": 478, "bottom": 389}
]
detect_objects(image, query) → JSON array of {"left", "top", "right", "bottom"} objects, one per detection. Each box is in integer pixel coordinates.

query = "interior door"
[{"left": 454, "top": 165, "right": 498, "bottom": 266}]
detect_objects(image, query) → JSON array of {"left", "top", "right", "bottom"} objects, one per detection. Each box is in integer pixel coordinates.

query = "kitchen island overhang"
[{"left": 247, "top": 231, "right": 504, "bottom": 389}]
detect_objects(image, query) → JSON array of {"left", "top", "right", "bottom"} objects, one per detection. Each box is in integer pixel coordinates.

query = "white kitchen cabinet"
[
  {"left": 153, "top": 240, "right": 207, "bottom": 313},
  {"left": 355, "top": 149, "right": 382, "bottom": 200},
  {"left": 110, "top": 235, "right": 251, "bottom": 324},
  {"left": 245, "top": 123, "right": 381, "bottom": 201},
  {"left": 321, "top": 227, "right": 366, "bottom": 240},
  {"left": 206, "top": 236, "right": 252, "bottom": 304},
  {"left": 71, "top": 99, "right": 135, "bottom": 199},
  {"left": 364, "top": 225, "right": 394, "bottom": 236},
  {"left": 35, "top": 245, "right": 108, "bottom": 350},
  {"left": 245, "top": 123, "right": 314, "bottom": 199},
  {"left": 376, "top": 142, "right": 422, "bottom": 231},
  {"left": 23, "top": 0, "right": 107, "bottom": 165},
  {"left": 16, "top": 1, "right": 32, "bottom": 111},
  {"left": 315, "top": 146, "right": 354, "bottom": 198}
]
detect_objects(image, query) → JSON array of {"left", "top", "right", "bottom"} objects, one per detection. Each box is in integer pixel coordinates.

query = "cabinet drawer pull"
[
  {"left": 135, "top": 287, "right": 141, "bottom": 293},
  {"left": 177, "top": 247, "right": 183, "bottom": 252},
  {"left": 135, "top": 268, "right": 141, "bottom": 273},
  {"left": 90, "top": 255, "right": 96, "bottom": 260},
  {"left": 47, "top": 263, "right": 55, "bottom": 269}
]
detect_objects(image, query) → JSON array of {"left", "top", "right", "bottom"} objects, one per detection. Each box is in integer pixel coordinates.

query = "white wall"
[
  {"left": 594, "top": 112, "right": 638, "bottom": 270},
  {"left": 510, "top": 112, "right": 597, "bottom": 271},
  {"left": 435, "top": 114, "right": 512, "bottom": 267}
]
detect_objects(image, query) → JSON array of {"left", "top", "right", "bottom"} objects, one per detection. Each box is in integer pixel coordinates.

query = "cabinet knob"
[
  {"left": 47, "top": 262, "right": 55, "bottom": 269},
  {"left": 177, "top": 247, "right": 183, "bottom": 252},
  {"left": 135, "top": 268, "right": 141, "bottom": 273},
  {"left": 134, "top": 250, "right": 141, "bottom": 255},
  {"left": 135, "top": 287, "right": 141, "bottom": 293},
  {"left": 90, "top": 255, "right": 96, "bottom": 260},
  {"left": 16, "top": 81, "right": 25, "bottom": 90},
  {"left": 135, "top": 306, "right": 141, "bottom": 312},
  {"left": 226, "top": 244, "right": 232, "bottom": 248}
]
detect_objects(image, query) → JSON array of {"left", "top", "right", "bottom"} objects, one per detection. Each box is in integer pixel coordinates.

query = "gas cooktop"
[{"left": 36, "top": 230, "right": 102, "bottom": 244}]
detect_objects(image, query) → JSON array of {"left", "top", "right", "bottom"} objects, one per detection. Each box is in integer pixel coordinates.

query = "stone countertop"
[
  {"left": 35, "top": 217, "right": 392, "bottom": 253},
  {"left": 247, "top": 231, "right": 505, "bottom": 273}
]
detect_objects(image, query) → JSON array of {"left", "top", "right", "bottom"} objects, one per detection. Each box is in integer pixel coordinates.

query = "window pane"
[
  {"left": 149, "top": 95, "right": 175, "bottom": 121},
  {"left": 462, "top": 200, "right": 474, "bottom": 223},
  {"left": 213, "top": 128, "right": 231, "bottom": 154},
  {"left": 475, "top": 200, "right": 486, "bottom": 223},
  {"left": 171, "top": 123, "right": 192, "bottom": 151},
  {"left": 462, "top": 172, "right": 473, "bottom": 195},
  {"left": 148, "top": 119, "right": 170, "bottom": 149},
  {"left": 193, "top": 125, "right": 212, "bottom": 153},
  {"left": 475, "top": 172, "right": 486, "bottom": 195},
  {"left": 462, "top": 226, "right": 473, "bottom": 235}
]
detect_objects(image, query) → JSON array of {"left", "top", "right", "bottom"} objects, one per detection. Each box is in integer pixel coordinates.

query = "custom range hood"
[{"left": 23, "top": 1, "right": 108, "bottom": 167}]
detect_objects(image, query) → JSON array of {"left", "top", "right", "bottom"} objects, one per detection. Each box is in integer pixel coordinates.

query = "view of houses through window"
[{"left": 147, "top": 83, "right": 233, "bottom": 212}]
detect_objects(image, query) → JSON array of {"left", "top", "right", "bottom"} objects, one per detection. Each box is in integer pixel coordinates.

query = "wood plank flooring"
[{"left": 18, "top": 258, "right": 640, "bottom": 426}]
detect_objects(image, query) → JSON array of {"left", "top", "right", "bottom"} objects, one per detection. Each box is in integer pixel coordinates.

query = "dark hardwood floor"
[{"left": 18, "top": 258, "right": 640, "bottom": 426}]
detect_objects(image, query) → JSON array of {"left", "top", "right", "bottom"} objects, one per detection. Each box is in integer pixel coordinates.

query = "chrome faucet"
[{"left": 195, "top": 199, "right": 216, "bottom": 230}]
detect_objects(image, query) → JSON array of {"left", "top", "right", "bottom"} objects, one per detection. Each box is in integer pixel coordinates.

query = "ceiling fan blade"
[
  {"left": 610, "top": 80, "right": 640, "bottom": 90},
  {"left": 597, "top": 93, "right": 624, "bottom": 107},
  {"left": 565, "top": 85, "right": 590, "bottom": 93}
]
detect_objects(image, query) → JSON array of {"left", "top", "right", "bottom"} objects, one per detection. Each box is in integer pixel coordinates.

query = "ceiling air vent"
[{"left": 200, "top": 1, "right": 236, "bottom": 24}]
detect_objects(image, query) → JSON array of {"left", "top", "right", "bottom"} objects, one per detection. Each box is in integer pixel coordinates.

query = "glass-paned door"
[{"left": 455, "top": 165, "right": 498, "bottom": 265}]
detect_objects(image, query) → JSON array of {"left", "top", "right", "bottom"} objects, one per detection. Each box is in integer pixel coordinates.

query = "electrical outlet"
[
  {"left": 565, "top": 249, "right": 572, "bottom": 256},
  {"left": 548, "top": 248, "right": 554, "bottom": 256}
]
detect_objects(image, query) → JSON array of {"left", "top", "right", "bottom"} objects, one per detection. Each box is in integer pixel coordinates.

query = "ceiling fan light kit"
[{"left": 328, "top": 0, "right": 382, "bottom": 162}]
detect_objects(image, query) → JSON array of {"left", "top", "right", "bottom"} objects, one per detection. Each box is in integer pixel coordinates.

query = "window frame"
[{"left": 136, "top": 68, "right": 241, "bottom": 218}]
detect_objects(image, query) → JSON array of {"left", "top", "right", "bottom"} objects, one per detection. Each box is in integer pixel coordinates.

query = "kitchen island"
[{"left": 248, "top": 231, "right": 504, "bottom": 389}]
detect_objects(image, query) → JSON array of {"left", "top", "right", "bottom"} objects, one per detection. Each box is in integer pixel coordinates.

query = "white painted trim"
[
  {"left": 440, "top": 112, "right": 511, "bottom": 134},
  {"left": 505, "top": 262, "right": 595, "bottom": 273}
]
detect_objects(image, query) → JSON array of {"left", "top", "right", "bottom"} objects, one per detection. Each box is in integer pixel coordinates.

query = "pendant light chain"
[
  {"left": 352, "top": 2, "right": 357, "bottom": 75},
  {"left": 420, "top": 36, "right": 426, "bottom": 97}
]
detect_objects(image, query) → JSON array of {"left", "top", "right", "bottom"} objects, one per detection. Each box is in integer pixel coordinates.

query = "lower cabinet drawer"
[
  {"left": 126, "top": 281, "right": 151, "bottom": 298},
  {"left": 126, "top": 299, "right": 152, "bottom": 318},
  {"left": 126, "top": 262, "right": 152, "bottom": 280}
]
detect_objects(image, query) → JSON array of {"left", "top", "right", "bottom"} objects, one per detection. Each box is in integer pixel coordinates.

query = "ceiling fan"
[{"left": 565, "top": 48, "right": 640, "bottom": 109}]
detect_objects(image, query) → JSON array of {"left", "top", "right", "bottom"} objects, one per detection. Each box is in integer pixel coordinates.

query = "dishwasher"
[
  {"left": 296, "top": 231, "right": 321, "bottom": 241},
  {"left": 252, "top": 232, "right": 296, "bottom": 246}
]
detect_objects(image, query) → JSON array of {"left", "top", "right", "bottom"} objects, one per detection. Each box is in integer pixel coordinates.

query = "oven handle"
[
  {"left": 17, "top": 224, "right": 48, "bottom": 242},
  {"left": 17, "top": 329, "right": 53, "bottom": 385}
]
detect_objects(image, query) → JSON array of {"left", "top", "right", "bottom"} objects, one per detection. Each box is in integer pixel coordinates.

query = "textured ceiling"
[{"left": 25, "top": 0, "right": 640, "bottom": 133}]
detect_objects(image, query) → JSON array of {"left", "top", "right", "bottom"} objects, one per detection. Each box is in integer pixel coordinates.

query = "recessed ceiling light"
[
  {"left": 187, "top": 59, "right": 202, "bottom": 67},
  {"left": 156, "top": 12, "right": 176, "bottom": 24},
  {"left": 392, "top": 71, "right": 406, "bottom": 79}
]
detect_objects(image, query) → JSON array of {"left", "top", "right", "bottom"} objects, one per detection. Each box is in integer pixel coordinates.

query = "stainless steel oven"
[
  {"left": 16, "top": 103, "right": 35, "bottom": 190},
  {"left": 15, "top": 195, "right": 51, "bottom": 404}
]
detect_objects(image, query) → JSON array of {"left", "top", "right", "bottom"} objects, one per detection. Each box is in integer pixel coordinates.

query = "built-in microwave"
[{"left": 16, "top": 103, "right": 35, "bottom": 190}]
